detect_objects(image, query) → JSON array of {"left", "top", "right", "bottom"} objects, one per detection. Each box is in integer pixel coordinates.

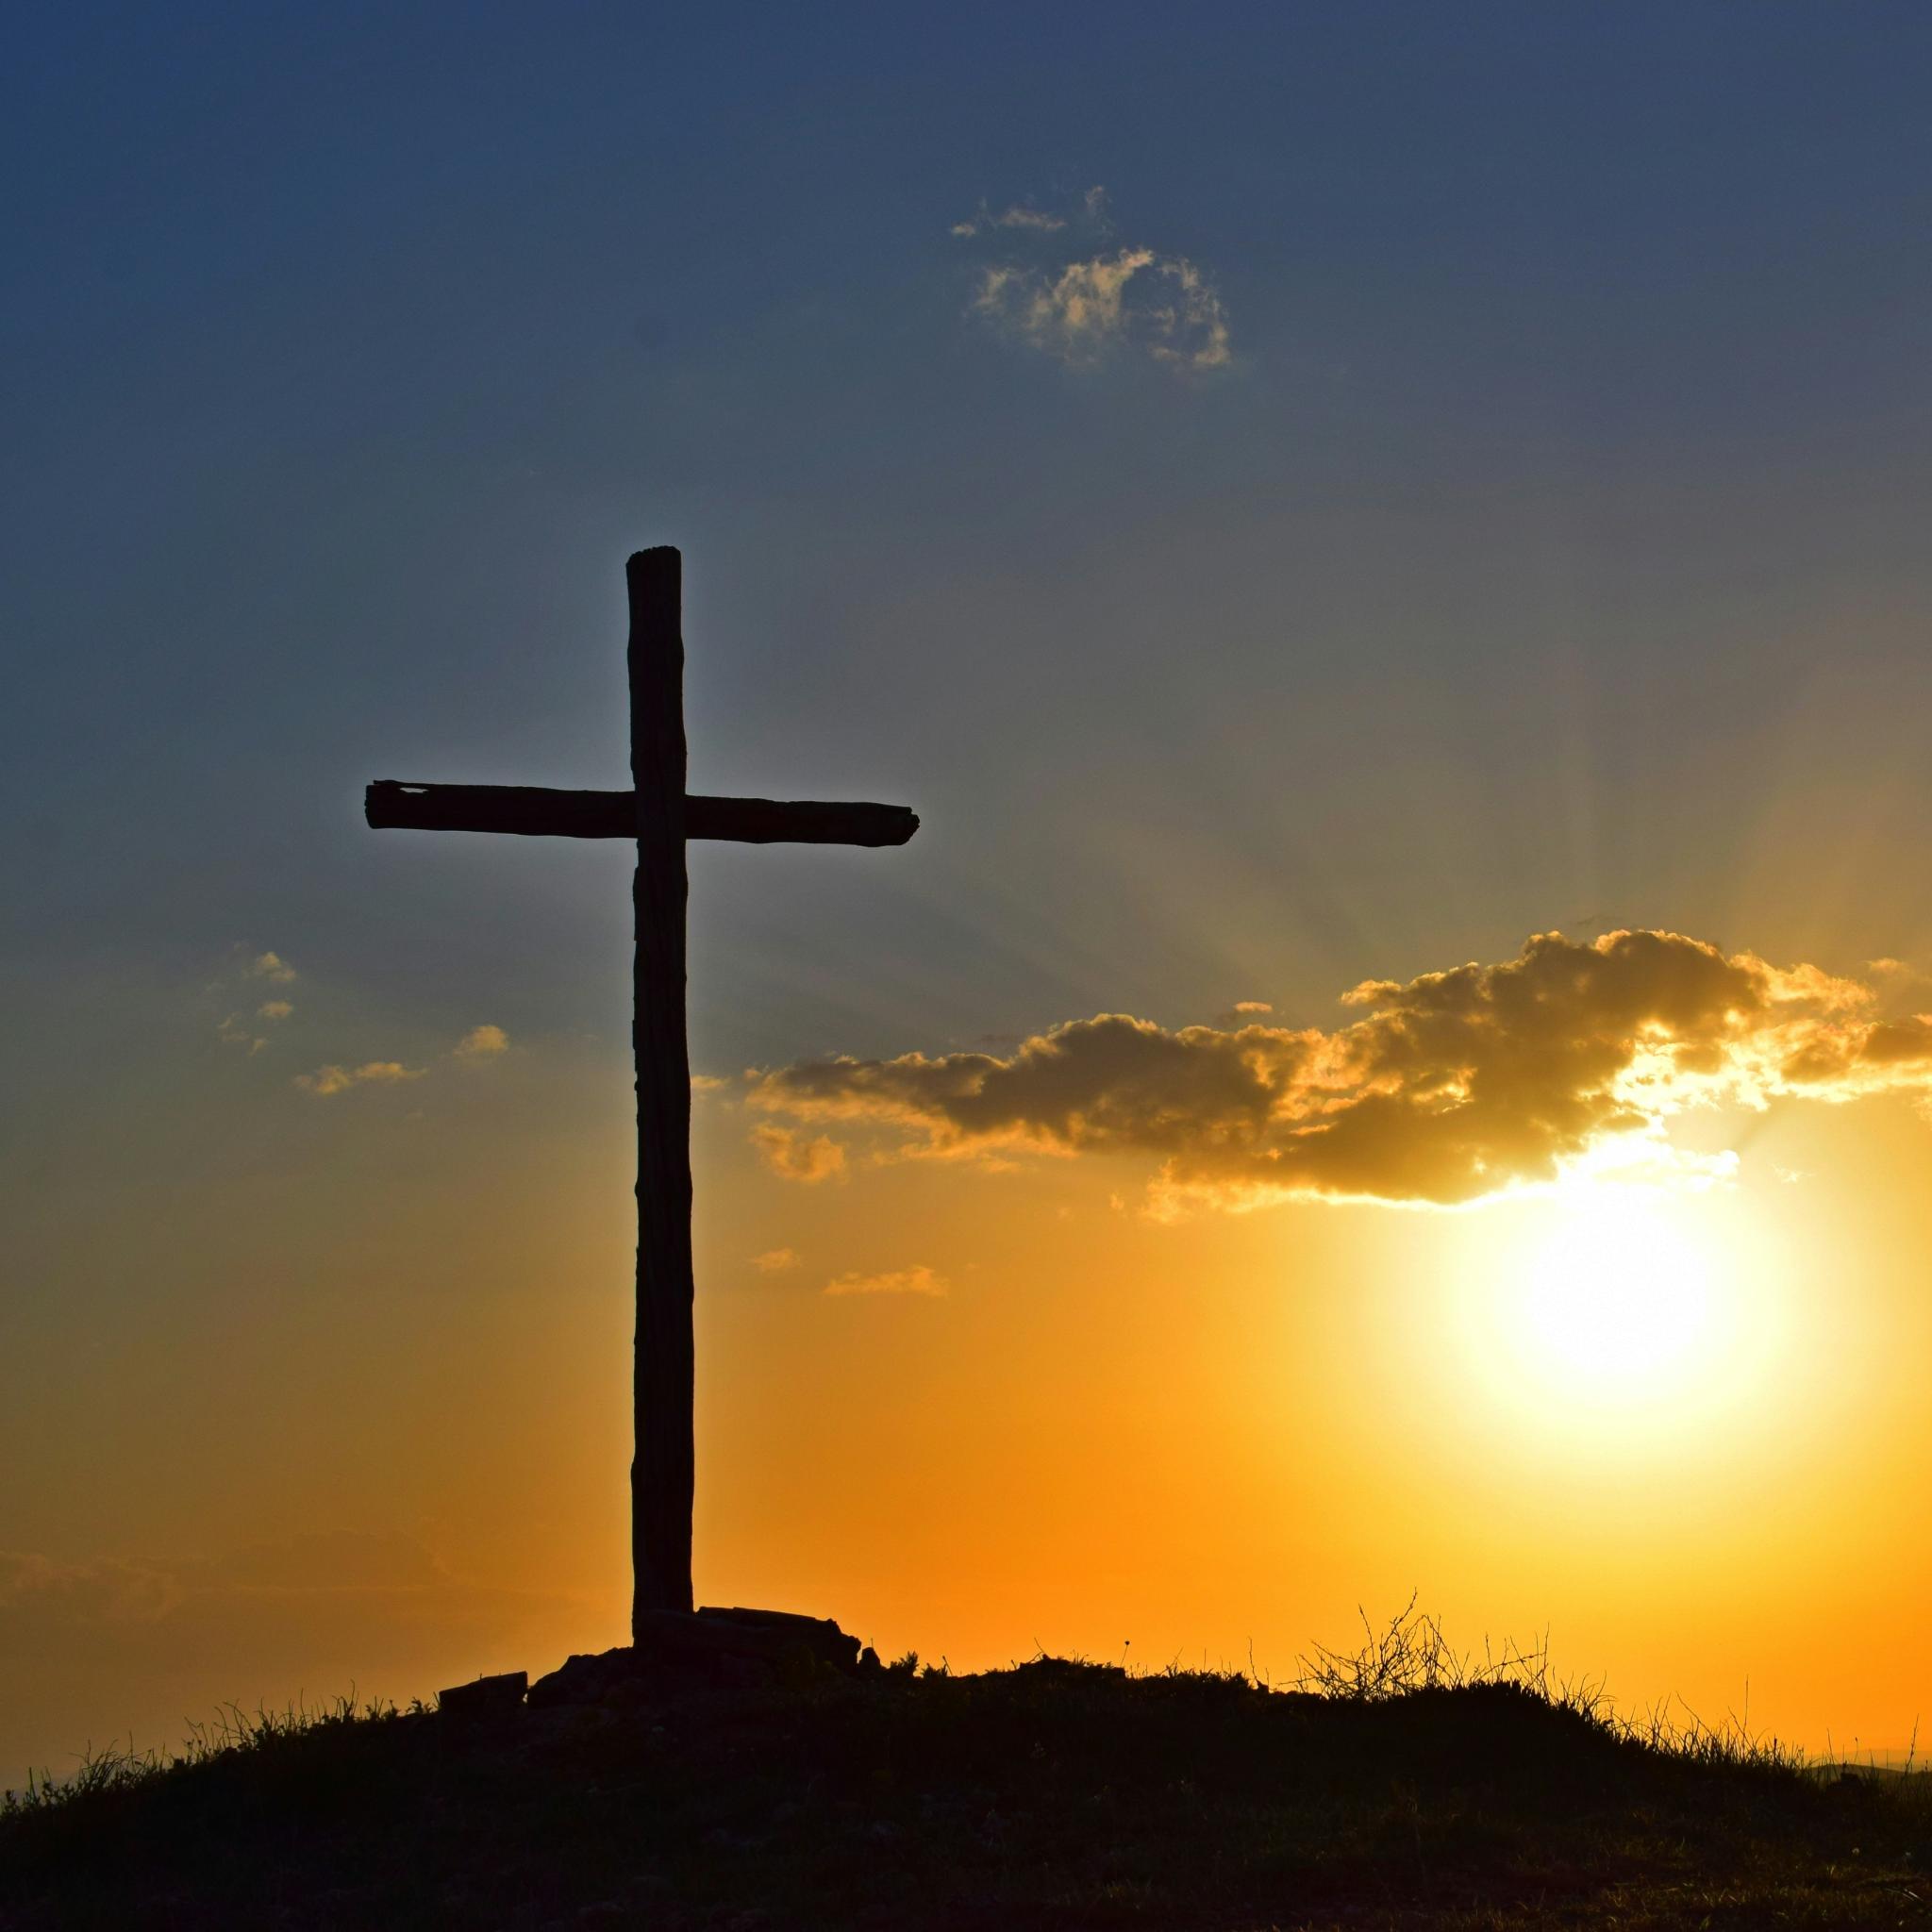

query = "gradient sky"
[{"left": 7, "top": 2, "right": 1932, "bottom": 1787}]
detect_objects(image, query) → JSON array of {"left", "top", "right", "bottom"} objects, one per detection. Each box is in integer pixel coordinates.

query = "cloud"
[
  {"left": 0, "top": 1534, "right": 598, "bottom": 1788},
  {"left": 1866, "top": 955, "right": 1932, "bottom": 1014},
  {"left": 824, "top": 1264, "right": 948, "bottom": 1298},
  {"left": 294, "top": 1061, "right": 425, "bottom": 1097},
  {"left": 1233, "top": 1001, "right": 1273, "bottom": 1014},
  {"left": 453, "top": 1024, "right": 509, "bottom": 1060},
  {"left": 0, "top": 1550, "right": 187, "bottom": 1624},
  {"left": 972, "top": 250, "right": 1231, "bottom": 371},
  {"left": 750, "top": 1124, "right": 847, "bottom": 1184},
  {"left": 217, "top": 1003, "right": 288, "bottom": 1053},
  {"left": 0, "top": 1533, "right": 457, "bottom": 1633},
  {"left": 954, "top": 187, "right": 1231, "bottom": 372},
  {"left": 691, "top": 1073, "right": 729, "bottom": 1094},
  {"left": 950, "top": 201, "right": 1068, "bottom": 237},
  {"left": 212, "top": 951, "right": 298, "bottom": 1050},
  {"left": 749, "top": 929, "right": 1932, "bottom": 1213},
  {"left": 752, "top": 1247, "right": 801, "bottom": 1273},
  {"left": 216, "top": 1013, "right": 266, "bottom": 1054}
]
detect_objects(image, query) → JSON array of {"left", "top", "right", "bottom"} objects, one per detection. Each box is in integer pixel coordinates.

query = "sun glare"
[
  {"left": 1447, "top": 1174, "right": 1789, "bottom": 1436},
  {"left": 1521, "top": 1191, "right": 1717, "bottom": 1386}
]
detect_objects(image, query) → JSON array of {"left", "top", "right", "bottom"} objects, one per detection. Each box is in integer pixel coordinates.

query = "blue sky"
[
  {"left": 11, "top": 7, "right": 1932, "bottom": 1044},
  {"left": 12, "top": 5, "right": 1932, "bottom": 1055}
]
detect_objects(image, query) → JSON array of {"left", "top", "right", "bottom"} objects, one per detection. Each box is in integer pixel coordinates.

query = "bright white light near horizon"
[
  {"left": 1435, "top": 1159, "right": 1807, "bottom": 1458},
  {"left": 1522, "top": 1190, "right": 1717, "bottom": 1387}
]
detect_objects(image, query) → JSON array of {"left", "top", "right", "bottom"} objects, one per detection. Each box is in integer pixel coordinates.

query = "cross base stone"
[
  {"left": 522, "top": 1608, "right": 871, "bottom": 1708},
  {"left": 436, "top": 1669, "right": 530, "bottom": 1721}
]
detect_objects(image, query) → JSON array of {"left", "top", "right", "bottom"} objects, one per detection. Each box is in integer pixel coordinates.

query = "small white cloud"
[
  {"left": 454, "top": 1024, "right": 509, "bottom": 1060},
  {"left": 951, "top": 201, "right": 1067, "bottom": 238},
  {"left": 212, "top": 952, "right": 296, "bottom": 1051},
  {"left": 295, "top": 1061, "right": 425, "bottom": 1097},
  {"left": 1865, "top": 957, "right": 1932, "bottom": 1017},
  {"left": 1213, "top": 999, "right": 1274, "bottom": 1023},
  {"left": 752, "top": 1247, "right": 802, "bottom": 1273},
  {"left": 691, "top": 1073, "right": 729, "bottom": 1094},
  {"left": 971, "top": 247, "right": 1230, "bottom": 371},
  {"left": 954, "top": 187, "right": 1232, "bottom": 373},
  {"left": 824, "top": 1264, "right": 948, "bottom": 1298}
]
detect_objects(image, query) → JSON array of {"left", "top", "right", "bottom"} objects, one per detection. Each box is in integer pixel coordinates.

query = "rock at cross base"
[
  {"left": 436, "top": 1670, "right": 529, "bottom": 1719},
  {"left": 526, "top": 1608, "right": 863, "bottom": 1707}
]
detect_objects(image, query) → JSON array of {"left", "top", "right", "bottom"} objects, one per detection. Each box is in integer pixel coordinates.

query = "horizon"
[{"left": 7, "top": 1, "right": 1932, "bottom": 1793}]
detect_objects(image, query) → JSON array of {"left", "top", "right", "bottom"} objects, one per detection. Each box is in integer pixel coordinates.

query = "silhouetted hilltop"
[{"left": 4, "top": 1641, "right": 1928, "bottom": 1930}]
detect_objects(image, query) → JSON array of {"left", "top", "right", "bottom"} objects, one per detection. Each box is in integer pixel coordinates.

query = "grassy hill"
[{"left": 4, "top": 1617, "right": 1928, "bottom": 1930}]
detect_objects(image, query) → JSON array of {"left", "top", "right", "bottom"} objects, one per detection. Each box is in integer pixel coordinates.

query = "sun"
[
  {"left": 1520, "top": 1190, "right": 1719, "bottom": 1387},
  {"left": 1455, "top": 1174, "right": 1769, "bottom": 1428},
  {"left": 1435, "top": 1166, "right": 1810, "bottom": 1457}
]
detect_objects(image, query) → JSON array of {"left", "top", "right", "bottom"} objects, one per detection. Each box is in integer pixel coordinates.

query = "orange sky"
[{"left": 8, "top": 932, "right": 1932, "bottom": 1787}]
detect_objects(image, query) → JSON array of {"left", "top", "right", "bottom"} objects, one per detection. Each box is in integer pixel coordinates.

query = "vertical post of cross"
[{"left": 627, "top": 545, "right": 695, "bottom": 1622}]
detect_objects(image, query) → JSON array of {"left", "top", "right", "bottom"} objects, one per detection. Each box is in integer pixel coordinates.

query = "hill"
[{"left": 3, "top": 1623, "right": 1928, "bottom": 1930}]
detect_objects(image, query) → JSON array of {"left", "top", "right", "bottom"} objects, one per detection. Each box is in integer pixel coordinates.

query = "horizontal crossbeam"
[{"left": 365, "top": 779, "right": 918, "bottom": 847}]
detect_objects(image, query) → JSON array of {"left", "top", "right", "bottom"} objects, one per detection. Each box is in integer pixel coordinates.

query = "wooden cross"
[{"left": 365, "top": 546, "right": 919, "bottom": 1631}]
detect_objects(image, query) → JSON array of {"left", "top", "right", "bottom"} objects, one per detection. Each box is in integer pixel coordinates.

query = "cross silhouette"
[{"left": 365, "top": 547, "right": 919, "bottom": 1630}]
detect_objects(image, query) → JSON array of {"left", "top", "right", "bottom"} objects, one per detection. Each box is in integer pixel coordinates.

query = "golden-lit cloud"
[
  {"left": 216, "top": 1013, "right": 266, "bottom": 1054},
  {"left": 0, "top": 1534, "right": 595, "bottom": 1778},
  {"left": 294, "top": 1060, "right": 425, "bottom": 1097},
  {"left": 972, "top": 252, "right": 1231, "bottom": 370},
  {"left": 1213, "top": 999, "right": 1274, "bottom": 1024},
  {"left": 0, "top": 1550, "right": 187, "bottom": 1624},
  {"left": 752, "top": 1247, "right": 801, "bottom": 1272},
  {"left": 950, "top": 202, "right": 1067, "bottom": 237},
  {"left": 824, "top": 1264, "right": 948, "bottom": 1298},
  {"left": 212, "top": 949, "right": 299, "bottom": 1051},
  {"left": 1865, "top": 955, "right": 1932, "bottom": 1014},
  {"left": 750, "top": 930, "right": 1932, "bottom": 1213},
  {"left": 955, "top": 187, "right": 1231, "bottom": 372},
  {"left": 0, "top": 1534, "right": 457, "bottom": 1627},
  {"left": 750, "top": 1123, "right": 847, "bottom": 1184},
  {"left": 275, "top": 1025, "right": 510, "bottom": 1094}
]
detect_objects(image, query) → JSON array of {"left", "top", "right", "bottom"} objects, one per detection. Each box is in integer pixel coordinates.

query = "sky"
[{"left": 6, "top": 1, "right": 1932, "bottom": 1787}]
